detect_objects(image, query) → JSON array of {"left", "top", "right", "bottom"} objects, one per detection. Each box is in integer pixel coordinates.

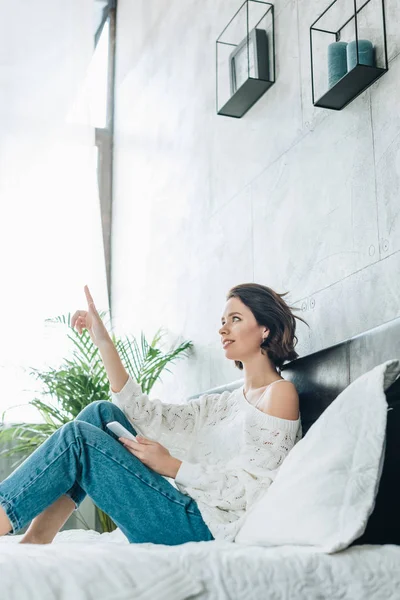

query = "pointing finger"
[{"left": 84, "top": 285, "right": 96, "bottom": 310}]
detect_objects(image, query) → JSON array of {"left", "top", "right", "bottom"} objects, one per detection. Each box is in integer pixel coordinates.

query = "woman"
[{"left": 0, "top": 283, "right": 308, "bottom": 545}]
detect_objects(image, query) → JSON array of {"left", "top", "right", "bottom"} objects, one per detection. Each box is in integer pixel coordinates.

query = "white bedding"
[{"left": 1, "top": 528, "right": 400, "bottom": 599}]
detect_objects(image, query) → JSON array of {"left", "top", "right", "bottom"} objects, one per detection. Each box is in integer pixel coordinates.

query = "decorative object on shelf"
[
  {"left": 229, "top": 28, "right": 269, "bottom": 95},
  {"left": 347, "top": 38, "right": 375, "bottom": 70},
  {"left": 327, "top": 41, "right": 348, "bottom": 89},
  {"left": 310, "top": 0, "right": 388, "bottom": 111},
  {"left": 216, "top": 0, "right": 275, "bottom": 118}
]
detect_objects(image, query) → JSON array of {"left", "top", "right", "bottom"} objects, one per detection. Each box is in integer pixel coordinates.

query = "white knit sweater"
[{"left": 110, "top": 376, "right": 302, "bottom": 542}]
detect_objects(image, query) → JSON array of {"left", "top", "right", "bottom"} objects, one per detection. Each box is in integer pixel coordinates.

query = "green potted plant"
[{"left": 0, "top": 310, "right": 193, "bottom": 533}]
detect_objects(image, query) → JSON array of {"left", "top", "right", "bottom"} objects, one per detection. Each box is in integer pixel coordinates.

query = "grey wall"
[{"left": 111, "top": 0, "right": 400, "bottom": 402}]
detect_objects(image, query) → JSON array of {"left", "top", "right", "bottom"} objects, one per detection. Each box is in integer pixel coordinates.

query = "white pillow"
[{"left": 235, "top": 359, "right": 400, "bottom": 553}]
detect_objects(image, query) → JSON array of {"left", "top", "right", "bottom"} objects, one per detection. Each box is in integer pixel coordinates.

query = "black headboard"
[{"left": 189, "top": 316, "right": 400, "bottom": 546}]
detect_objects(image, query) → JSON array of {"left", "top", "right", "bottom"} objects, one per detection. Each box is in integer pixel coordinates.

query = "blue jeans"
[{"left": 0, "top": 401, "right": 214, "bottom": 545}]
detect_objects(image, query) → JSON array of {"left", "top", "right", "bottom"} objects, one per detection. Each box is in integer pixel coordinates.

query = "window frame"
[{"left": 94, "top": 0, "right": 117, "bottom": 310}]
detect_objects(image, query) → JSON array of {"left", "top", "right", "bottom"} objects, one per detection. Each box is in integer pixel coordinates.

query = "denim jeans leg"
[
  {"left": 68, "top": 401, "right": 214, "bottom": 544},
  {"left": 64, "top": 400, "right": 143, "bottom": 510},
  {"left": 0, "top": 402, "right": 214, "bottom": 545},
  {"left": 0, "top": 420, "right": 90, "bottom": 535}
]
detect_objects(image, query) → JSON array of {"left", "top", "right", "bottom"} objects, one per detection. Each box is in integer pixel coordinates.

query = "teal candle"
[
  {"left": 347, "top": 39, "right": 375, "bottom": 71},
  {"left": 327, "top": 41, "right": 348, "bottom": 89}
]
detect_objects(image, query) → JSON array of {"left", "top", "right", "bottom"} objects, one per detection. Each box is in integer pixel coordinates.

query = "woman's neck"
[
  {"left": 241, "top": 354, "right": 281, "bottom": 393},
  {"left": 243, "top": 371, "right": 282, "bottom": 394}
]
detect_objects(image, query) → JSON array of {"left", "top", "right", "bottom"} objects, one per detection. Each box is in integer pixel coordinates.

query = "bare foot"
[{"left": 19, "top": 536, "right": 51, "bottom": 544}]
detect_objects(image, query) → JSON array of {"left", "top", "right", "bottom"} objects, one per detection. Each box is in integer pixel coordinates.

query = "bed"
[{"left": 1, "top": 317, "right": 400, "bottom": 600}]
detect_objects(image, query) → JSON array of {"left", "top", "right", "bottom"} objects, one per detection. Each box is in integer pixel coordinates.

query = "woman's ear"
[{"left": 262, "top": 328, "right": 270, "bottom": 340}]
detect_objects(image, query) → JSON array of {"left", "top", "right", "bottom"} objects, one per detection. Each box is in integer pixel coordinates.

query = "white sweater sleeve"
[
  {"left": 110, "top": 374, "right": 214, "bottom": 447},
  {"left": 174, "top": 419, "right": 301, "bottom": 511}
]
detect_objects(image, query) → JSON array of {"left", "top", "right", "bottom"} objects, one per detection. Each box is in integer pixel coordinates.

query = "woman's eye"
[{"left": 221, "top": 316, "right": 240, "bottom": 326}]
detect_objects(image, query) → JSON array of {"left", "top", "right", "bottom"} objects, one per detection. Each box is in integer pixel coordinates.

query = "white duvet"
[{"left": 1, "top": 527, "right": 400, "bottom": 599}]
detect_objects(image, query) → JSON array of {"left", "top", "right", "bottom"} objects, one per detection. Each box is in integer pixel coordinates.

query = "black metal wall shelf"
[
  {"left": 310, "top": 0, "right": 388, "bottom": 111},
  {"left": 216, "top": 0, "right": 275, "bottom": 118}
]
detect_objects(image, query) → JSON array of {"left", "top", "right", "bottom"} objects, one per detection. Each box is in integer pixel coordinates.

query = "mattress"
[{"left": 1, "top": 527, "right": 400, "bottom": 599}]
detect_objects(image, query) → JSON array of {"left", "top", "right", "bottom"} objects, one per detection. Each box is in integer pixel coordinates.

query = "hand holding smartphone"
[{"left": 106, "top": 421, "right": 138, "bottom": 442}]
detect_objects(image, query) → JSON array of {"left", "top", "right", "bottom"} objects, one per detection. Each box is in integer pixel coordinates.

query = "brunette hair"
[{"left": 226, "top": 283, "right": 310, "bottom": 372}]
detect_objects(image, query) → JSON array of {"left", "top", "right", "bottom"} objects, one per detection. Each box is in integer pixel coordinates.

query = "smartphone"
[{"left": 106, "top": 421, "right": 138, "bottom": 442}]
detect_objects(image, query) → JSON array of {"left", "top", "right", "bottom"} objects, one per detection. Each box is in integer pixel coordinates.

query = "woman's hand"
[
  {"left": 120, "top": 436, "right": 182, "bottom": 478},
  {"left": 71, "top": 285, "right": 111, "bottom": 348}
]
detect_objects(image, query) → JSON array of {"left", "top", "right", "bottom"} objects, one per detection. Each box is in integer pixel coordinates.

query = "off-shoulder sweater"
[{"left": 110, "top": 376, "right": 302, "bottom": 542}]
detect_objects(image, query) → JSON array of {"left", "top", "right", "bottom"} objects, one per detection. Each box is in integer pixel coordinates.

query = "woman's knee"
[{"left": 75, "top": 400, "right": 120, "bottom": 424}]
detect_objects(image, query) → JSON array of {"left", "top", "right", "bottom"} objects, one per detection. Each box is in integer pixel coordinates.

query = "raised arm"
[
  {"left": 98, "top": 339, "right": 130, "bottom": 393},
  {"left": 72, "top": 285, "right": 130, "bottom": 394},
  {"left": 72, "top": 286, "right": 211, "bottom": 449}
]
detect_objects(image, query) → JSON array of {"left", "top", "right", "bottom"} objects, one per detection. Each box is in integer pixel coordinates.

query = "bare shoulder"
[{"left": 260, "top": 380, "right": 300, "bottom": 421}]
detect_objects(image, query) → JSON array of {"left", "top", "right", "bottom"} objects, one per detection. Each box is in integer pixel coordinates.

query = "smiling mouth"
[{"left": 223, "top": 341, "right": 235, "bottom": 348}]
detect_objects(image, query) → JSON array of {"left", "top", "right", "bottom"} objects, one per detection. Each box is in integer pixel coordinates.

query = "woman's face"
[{"left": 219, "top": 297, "right": 268, "bottom": 360}]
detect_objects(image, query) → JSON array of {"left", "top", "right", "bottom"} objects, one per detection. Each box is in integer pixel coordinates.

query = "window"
[{"left": 0, "top": 0, "right": 117, "bottom": 424}]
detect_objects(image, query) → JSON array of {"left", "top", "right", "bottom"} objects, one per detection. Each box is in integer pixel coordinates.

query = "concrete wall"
[{"left": 111, "top": 0, "right": 400, "bottom": 402}]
